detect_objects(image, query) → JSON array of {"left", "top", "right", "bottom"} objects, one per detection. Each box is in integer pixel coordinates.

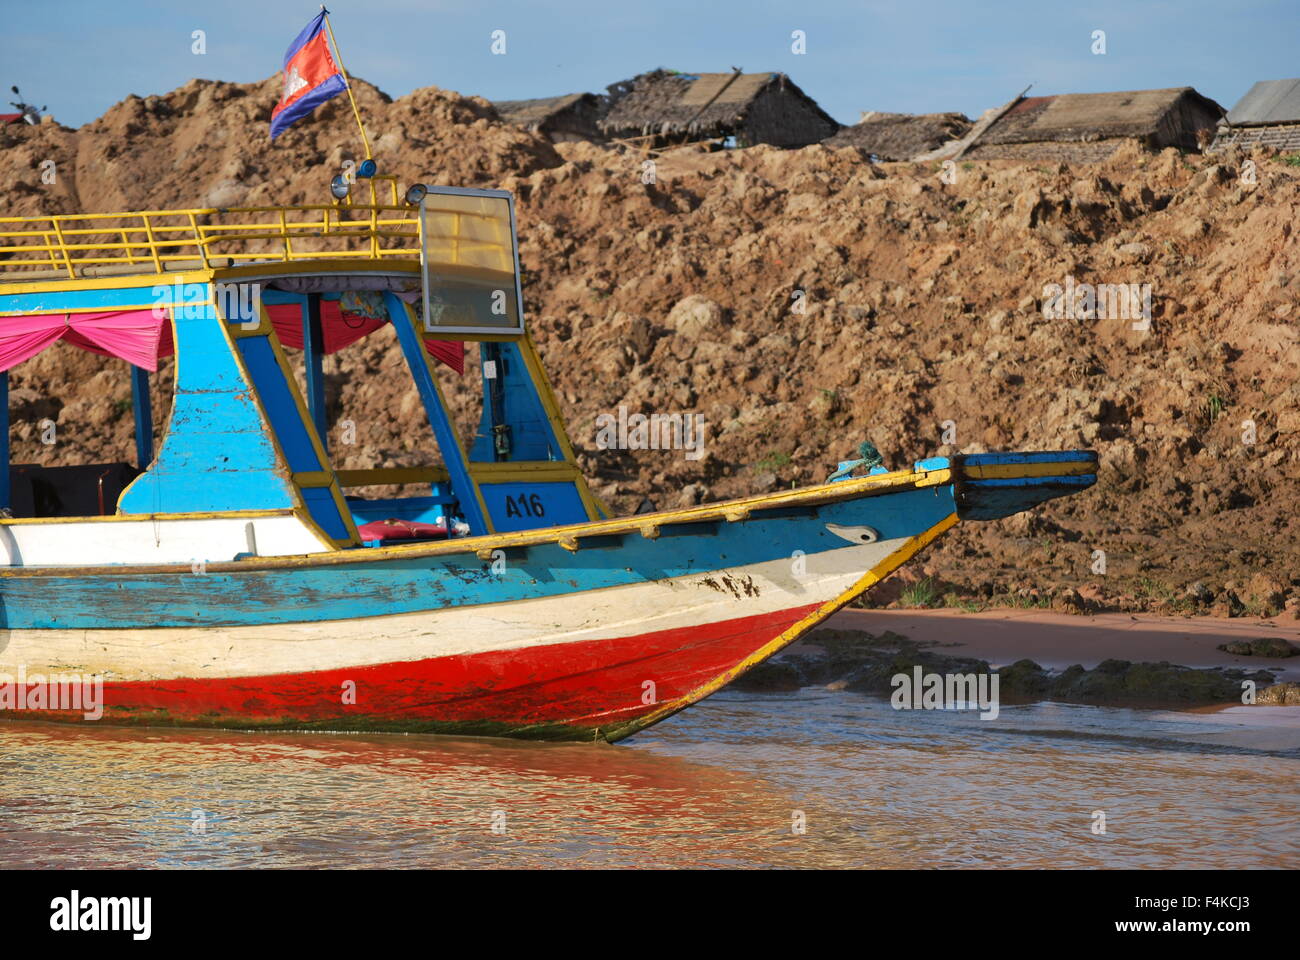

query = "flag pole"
[{"left": 320, "top": 5, "right": 373, "bottom": 161}]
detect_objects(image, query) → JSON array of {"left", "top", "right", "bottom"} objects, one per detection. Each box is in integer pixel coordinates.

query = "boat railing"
[{"left": 0, "top": 204, "right": 425, "bottom": 280}]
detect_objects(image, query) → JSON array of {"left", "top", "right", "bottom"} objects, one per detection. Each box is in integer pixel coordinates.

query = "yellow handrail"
[
  {"left": 0, "top": 204, "right": 429, "bottom": 276},
  {"left": 140, "top": 213, "right": 164, "bottom": 274},
  {"left": 47, "top": 218, "right": 75, "bottom": 279}
]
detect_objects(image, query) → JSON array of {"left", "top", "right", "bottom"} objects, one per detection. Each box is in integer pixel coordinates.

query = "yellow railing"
[{"left": 0, "top": 204, "right": 423, "bottom": 280}]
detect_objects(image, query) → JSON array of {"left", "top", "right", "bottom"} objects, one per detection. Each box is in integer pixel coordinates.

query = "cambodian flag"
[{"left": 270, "top": 10, "right": 348, "bottom": 139}]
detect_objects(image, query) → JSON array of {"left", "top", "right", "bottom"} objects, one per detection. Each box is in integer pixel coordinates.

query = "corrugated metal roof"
[{"left": 1227, "top": 79, "right": 1300, "bottom": 125}]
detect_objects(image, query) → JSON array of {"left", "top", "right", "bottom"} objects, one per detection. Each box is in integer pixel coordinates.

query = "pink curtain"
[
  {"left": 0, "top": 304, "right": 464, "bottom": 375},
  {"left": 264, "top": 301, "right": 465, "bottom": 375},
  {"left": 0, "top": 309, "right": 171, "bottom": 372}
]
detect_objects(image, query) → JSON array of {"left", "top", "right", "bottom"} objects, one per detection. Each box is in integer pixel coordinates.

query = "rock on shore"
[{"left": 733, "top": 627, "right": 1283, "bottom": 706}]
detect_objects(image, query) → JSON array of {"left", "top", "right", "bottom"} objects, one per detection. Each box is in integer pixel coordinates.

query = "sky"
[{"left": 1, "top": 0, "right": 1297, "bottom": 129}]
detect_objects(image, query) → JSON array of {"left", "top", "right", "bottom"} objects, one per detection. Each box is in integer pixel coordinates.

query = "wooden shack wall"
[
  {"left": 739, "top": 85, "right": 840, "bottom": 147},
  {"left": 1150, "top": 96, "right": 1222, "bottom": 150}
]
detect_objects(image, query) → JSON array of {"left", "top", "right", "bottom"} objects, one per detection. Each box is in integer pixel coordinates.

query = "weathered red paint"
[{"left": 5, "top": 603, "right": 823, "bottom": 739}]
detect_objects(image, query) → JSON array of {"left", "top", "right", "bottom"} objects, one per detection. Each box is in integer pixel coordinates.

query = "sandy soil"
[{"left": 823, "top": 607, "right": 1300, "bottom": 681}]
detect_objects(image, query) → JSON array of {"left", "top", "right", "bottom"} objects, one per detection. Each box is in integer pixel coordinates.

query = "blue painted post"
[
  {"left": 383, "top": 292, "right": 489, "bottom": 535},
  {"left": 303, "top": 293, "right": 328, "bottom": 455},
  {"left": 0, "top": 370, "right": 9, "bottom": 511},
  {"left": 130, "top": 365, "right": 153, "bottom": 468}
]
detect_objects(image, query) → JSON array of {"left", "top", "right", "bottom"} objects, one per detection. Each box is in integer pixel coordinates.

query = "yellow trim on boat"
[
  {"left": 0, "top": 271, "right": 217, "bottom": 299},
  {"left": 468, "top": 460, "right": 579, "bottom": 482},
  {"left": 209, "top": 260, "right": 422, "bottom": 284},
  {"left": 336, "top": 466, "right": 449, "bottom": 487},
  {"left": 0, "top": 508, "right": 299, "bottom": 527},
  {"left": 292, "top": 471, "right": 337, "bottom": 488},
  {"left": 0, "top": 464, "right": 945, "bottom": 577}
]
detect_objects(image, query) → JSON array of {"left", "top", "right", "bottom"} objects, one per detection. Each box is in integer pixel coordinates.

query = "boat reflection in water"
[
  {"left": 0, "top": 719, "right": 845, "bottom": 869},
  {"left": 3, "top": 689, "right": 1295, "bottom": 869}
]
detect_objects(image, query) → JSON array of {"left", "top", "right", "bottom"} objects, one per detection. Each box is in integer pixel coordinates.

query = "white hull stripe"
[{"left": 0, "top": 539, "right": 901, "bottom": 682}]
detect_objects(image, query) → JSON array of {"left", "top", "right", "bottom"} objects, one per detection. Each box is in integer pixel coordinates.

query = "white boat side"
[{"left": 0, "top": 511, "right": 333, "bottom": 567}]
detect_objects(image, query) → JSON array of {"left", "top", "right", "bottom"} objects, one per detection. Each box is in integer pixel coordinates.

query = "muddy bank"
[
  {"left": 732, "top": 610, "right": 1300, "bottom": 707},
  {"left": 832, "top": 608, "right": 1300, "bottom": 680}
]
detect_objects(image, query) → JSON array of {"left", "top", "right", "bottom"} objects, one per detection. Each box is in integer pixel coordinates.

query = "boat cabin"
[{"left": 0, "top": 185, "right": 604, "bottom": 566}]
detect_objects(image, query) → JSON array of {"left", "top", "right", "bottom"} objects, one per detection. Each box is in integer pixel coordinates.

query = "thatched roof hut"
[
  {"left": 823, "top": 111, "right": 972, "bottom": 161},
  {"left": 1210, "top": 79, "right": 1300, "bottom": 152},
  {"left": 493, "top": 92, "right": 604, "bottom": 143},
  {"left": 599, "top": 69, "right": 840, "bottom": 148},
  {"left": 963, "top": 88, "right": 1225, "bottom": 162}
]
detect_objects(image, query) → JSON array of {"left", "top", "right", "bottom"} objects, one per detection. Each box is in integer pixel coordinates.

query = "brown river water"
[{"left": 1, "top": 691, "right": 1296, "bottom": 869}]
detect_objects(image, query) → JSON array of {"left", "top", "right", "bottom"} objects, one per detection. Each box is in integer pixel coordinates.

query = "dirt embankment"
[{"left": 1, "top": 76, "right": 1298, "bottom": 617}]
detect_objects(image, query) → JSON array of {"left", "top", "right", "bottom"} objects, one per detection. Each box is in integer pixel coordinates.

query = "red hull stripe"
[{"left": 15, "top": 603, "right": 823, "bottom": 733}]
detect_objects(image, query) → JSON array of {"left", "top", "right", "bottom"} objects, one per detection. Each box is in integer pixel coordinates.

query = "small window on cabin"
[
  {"left": 4, "top": 340, "right": 174, "bottom": 519},
  {"left": 417, "top": 192, "right": 524, "bottom": 335}
]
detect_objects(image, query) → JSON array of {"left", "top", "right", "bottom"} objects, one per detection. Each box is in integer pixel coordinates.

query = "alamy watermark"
[
  {"left": 0, "top": 667, "right": 104, "bottom": 720},
  {"left": 890, "top": 666, "right": 1000, "bottom": 720},
  {"left": 151, "top": 279, "right": 263, "bottom": 326},
  {"left": 1041, "top": 275, "right": 1151, "bottom": 330},
  {"left": 594, "top": 405, "right": 707, "bottom": 461},
  {"left": 50, "top": 891, "right": 150, "bottom": 940}
]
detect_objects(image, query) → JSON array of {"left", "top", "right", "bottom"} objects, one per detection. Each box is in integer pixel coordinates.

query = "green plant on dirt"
[
  {"left": 899, "top": 577, "right": 940, "bottom": 608},
  {"left": 951, "top": 199, "right": 984, "bottom": 228},
  {"left": 992, "top": 589, "right": 1053, "bottom": 610},
  {"left": 1201, "top": 393, "right": 1227, "bottom": 424},
  {"left": 1133, "top": 577, "right": 1197, "bottom": 613},
  {"left": 1134, "top": 577, "right": 1179, "bottom": 602},
  {"left": 1241, "top": 598, "right": 1280, "bottom": 619},
  {"left": 1278, "top": 153, "right": 1300, "bottom": 168},
  {"left": 942, "top": 592, "right": 986, "bottom": 613},
  {"left": 113, "top": 398, "right": 132, "bottom": 415},
  {"left": 752, "top": 450, "right": 792, "bottom": 473}
]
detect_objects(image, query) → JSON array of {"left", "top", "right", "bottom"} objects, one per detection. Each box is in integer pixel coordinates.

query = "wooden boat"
[{"left": 0, "top": 182, "right": 1097, "bottom": 741}]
